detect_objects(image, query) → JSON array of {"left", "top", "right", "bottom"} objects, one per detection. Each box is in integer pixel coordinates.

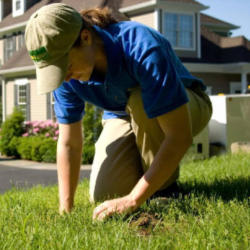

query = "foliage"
[
  {"left": 82, "top": 144, "right": 95, "bottom": 164},
  {"left": 81, "top": 103, "right": 103, "bottom": 164},
  {"left": 16, "top": 136, "right": 57, "bottom": 163},
  {"left": 0, "top": 108, "right": 25, "bottom": 156},
  {"left": 0, "top": 104, "right": 102, "bottom": 164},
  {"left": 1, "top": 153, "right": 250, "bottom": 249},
  {"left": 82, "top": 103, "right": 102, "bottom": 146},
  {"left": 22, "top": 120, "right": 59, "bottom": 140}
]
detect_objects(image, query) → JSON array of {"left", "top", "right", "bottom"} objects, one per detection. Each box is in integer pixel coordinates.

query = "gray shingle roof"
[{"left": 201, "top": 13, "right": 239, "bottom": 29}]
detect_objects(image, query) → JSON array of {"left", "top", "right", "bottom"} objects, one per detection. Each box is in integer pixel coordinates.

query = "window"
[
  {"left": 14, "top": 79, "right": 30, "bottom": 121},
  {"left": 16, "top": 0, "right": 21, "bottom": 11},
  {"left": 18, "top": 33, "right": 25, "bottom": 48},
  {"left": 163, "top": 12, "right": 194, "bottom": 49},
  {"left": 4, "top": 36, "right": 16, "bottom": 62},
  {"left": 18, "top": 85, "right": 27, "bottom": 119},
  {"left": 47, "top": 92, "right": 57, "bottom": 121},
  {"left": 12, "top": 0, "right": 24, "bottom": 17}
]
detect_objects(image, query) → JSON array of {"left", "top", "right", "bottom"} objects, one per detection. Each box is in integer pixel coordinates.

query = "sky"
[{"left": 197, "top": 0, "right": 250, "bottom": 40}]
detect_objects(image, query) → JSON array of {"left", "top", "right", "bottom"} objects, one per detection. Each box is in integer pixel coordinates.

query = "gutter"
[
  {"left": 0, "top": 75, "right": 6, "bottom": 122},
  {"left": 119, "top": 0, "right": 208, "bottom": 16},
  {"left": 0, "top": 21, "right": 28, "bottom": 37},
  {"left": 0, "top": 65, "right": 35, "bottom": 75}
]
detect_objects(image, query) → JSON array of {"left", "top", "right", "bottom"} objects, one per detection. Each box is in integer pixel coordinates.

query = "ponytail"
[
  {"left": 80, "top": 7, "right": 118, "bottom": 29},
  {"left": 72, "top": 7, "right": 118, "bottom": 47}
]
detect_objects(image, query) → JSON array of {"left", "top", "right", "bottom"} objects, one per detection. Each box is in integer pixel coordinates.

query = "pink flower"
[
  {"left": 54, "top": 122, "right": 59, "bottom": 128},
  {"left": 53, "top": 137, "right": 58, "bottom": 141},
  {"left": 45, "top": 133, "right": 50, "bottom": 137},
  {"left": 25, "top": 121, "right": 32, "bottom": 127},
  {"left": 22, "top": 133, "right": 29, "bottom": 137},
  {"left": 46, "top": 120, "right": 53, "bottom": 127},
  {"left": 55, "top": 130, "right": 59, "bottom": 135},
  {"left": 33, "top": 128, "right": 40, "bottom": 133}
]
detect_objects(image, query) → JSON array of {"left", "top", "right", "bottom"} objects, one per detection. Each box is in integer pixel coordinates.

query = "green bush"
[
  {"left": 16, "top": 136, "right": 57, "bottom": 163},
  {"left": 39, "top": 138, "right": 57, "bottom": 163},
  {"left": 82, "top": 144, "right": 95, "bottom": 164},
  {"left": 0, "top": 108, "right": 25, "bottom": 156},
  {"left": 8, "top": 136, "right": 21, "bottom": 158},
  {"left": 17, "top": 137, "right": 32, "bottom": 160},
  {"left": 81, "top": 103, "right": 103, "bottom": 164}
]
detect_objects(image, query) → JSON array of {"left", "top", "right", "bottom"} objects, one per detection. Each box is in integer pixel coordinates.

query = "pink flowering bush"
[{"left": 22, "top": 120, "right": 59, "bottom": 141}]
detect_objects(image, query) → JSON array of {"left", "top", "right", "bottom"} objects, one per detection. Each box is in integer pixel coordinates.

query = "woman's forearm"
[
  {"left": 130, "top": 132, "right": 192, "bottom": 207},
  {"left": 57, "top": 141, "right": 83, "bottom": 212}
]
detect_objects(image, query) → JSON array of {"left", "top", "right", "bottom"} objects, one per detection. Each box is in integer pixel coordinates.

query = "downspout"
[
  {"left": 154, "top": 8, "right": 160, "bottom": 32},
  {"left": 241, "top": 71, "right": 247, "bottom": 93},
  {"left": 0, "top": 75, "right": 6, "bottom": 122}
]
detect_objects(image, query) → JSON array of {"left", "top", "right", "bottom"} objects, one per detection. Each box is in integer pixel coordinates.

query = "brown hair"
[{"left": 73, "top": 7, "right": 118, "bottom": 47}]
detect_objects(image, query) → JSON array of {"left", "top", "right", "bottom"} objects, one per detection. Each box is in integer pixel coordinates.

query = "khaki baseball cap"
[{"left": 25, "top": 3, "right": 82, "bottom": 94}]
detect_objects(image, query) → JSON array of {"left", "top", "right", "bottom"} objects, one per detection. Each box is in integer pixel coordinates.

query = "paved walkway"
[{"left": 0, "top": 157, "right": 91, "bottom": 194}]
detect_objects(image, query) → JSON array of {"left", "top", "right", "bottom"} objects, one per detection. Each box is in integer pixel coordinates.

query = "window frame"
[
  {"left": 15, "top": 78, "right": 30, "bottom": 121},
  {"left": 12, "top": 0, "right": 25, "bottom": 17},
  {"left": 162, "top": 10, "right": 196, "bottom": 51},
  {"left": 4, "top": 35, "right": 16, "bottom": 63}
]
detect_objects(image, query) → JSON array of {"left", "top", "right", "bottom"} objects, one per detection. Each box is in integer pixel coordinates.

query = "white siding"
[
  {"left": 130, "top": 11, "right": 155, "bottom": 29},
  {"left": 6, "top": 80, "right": 14, "bottom": 116},
  {"left": 6, "top": 78, "right": 47, "bottom": 121},
  {"left": 30, "top": 78, "right": 47, "bottom": 121}
]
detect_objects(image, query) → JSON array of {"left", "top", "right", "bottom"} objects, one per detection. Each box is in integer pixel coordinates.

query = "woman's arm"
[
  {"left": 130, "top": 103, "right": 192, "bottom": 205},
  {"left": 57, "top": 120, "right": 83, "bottom": 213},
  {"left": 93, "top": 103, "right": 192, "bottom": 220}
]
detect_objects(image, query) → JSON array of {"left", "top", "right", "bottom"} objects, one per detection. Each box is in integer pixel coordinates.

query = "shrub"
[
  {"left": 16, "top": 136, "right": 57, "bottom": 162},
  {"left": 17, "top": 137, "right": 32, "bottom": 160},
  {"left": 8, "top": 136, "right": 21, "bottom": 158},
  {"left": 82, "top": 144, "right": 95, "bottom": 164},
  {"left": 0, "top": 108, "right": 25, "bottom": 156},
  {"left": 39, "top": 138, "right": 57, "bottom": 163}
]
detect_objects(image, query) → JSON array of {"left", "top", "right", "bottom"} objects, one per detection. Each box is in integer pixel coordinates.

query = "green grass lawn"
[{"left": 1, "top": 153, "right": 250, "bottom": 250}]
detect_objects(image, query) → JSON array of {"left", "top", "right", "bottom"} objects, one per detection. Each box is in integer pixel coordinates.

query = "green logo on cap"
[{"left": 29, "top": 47, "right": 49, "bottom": 62}]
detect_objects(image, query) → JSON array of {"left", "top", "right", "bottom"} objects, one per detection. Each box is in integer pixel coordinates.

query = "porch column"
[
  {"left": 241, "top": 71, "right": 247, "bottom": 93},
  {"left": 1, "top": 76, "right": 6, "bottom": 122}
]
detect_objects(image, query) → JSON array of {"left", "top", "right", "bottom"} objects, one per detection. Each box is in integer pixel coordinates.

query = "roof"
[
  {"left": 120, "top": 0, "right": 205, "bottom": 8},
  {"left": 0, "top": 0, "right": 103, "bottom": 29},
  {"left": 0, "top": 0, "right": 249, "bottom": 73},
  {"left": 0, "top": 0, "right": 207, "bottom": 29},
  {"left": 200, "top": 13, "right": 239, "bottom": 30}
]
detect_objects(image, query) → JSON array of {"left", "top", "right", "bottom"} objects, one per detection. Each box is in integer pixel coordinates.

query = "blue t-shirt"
[{"left": 54, "top": 21, "right": 206, "bottom": 124}]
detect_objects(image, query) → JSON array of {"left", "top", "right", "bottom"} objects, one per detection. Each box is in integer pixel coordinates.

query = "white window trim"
[
  {"left": 0, "top": 0, "right": 3, "bottom": 22},
  {"left": 15, "top": 78, "right": 28, "bottom": 86},
  {"left": 162, "top": 10, "right": 196, "bottom": 51},
  {"left": 12, "top": 0, "right": 25, "bottom": 18}
]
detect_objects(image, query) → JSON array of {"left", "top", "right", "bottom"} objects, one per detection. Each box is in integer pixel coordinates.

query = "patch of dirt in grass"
[{"left": 129, "top": 212, "right": 163, "bottom": 236}]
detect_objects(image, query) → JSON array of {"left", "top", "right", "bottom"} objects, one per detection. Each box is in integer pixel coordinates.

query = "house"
[{"left": 0, "top": 0, "right": 249, "bottom": 122}]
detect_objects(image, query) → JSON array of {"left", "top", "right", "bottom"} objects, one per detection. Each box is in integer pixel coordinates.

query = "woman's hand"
[{"left": 92, "top": 195, "right": 139, "bottom": 221}]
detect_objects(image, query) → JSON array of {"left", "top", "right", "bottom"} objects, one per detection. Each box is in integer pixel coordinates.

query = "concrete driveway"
[{"left": 0, "top": 157, "right": 91, "bottom": 194}]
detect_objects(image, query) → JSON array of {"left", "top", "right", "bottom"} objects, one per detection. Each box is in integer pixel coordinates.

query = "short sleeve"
[
  {"left": 133, "top": 45, "right": 188, "bottom": 118},
  {"left": 53, "top": 81, "right": 85, "bottom": 124}
]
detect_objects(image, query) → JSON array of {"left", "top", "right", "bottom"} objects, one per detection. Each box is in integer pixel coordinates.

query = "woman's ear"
[{"left": 80, "top": 29, "right": 92, "bottom": 46}]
